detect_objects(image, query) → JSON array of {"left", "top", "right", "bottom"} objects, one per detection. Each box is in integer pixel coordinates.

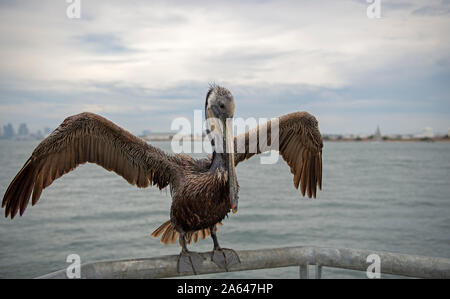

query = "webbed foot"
[
  {"left": 177, "top": 250, "right": 204, "bottom": 274},
  {"left": 211, "top": 248, "right": 240, "bottom": 271}
]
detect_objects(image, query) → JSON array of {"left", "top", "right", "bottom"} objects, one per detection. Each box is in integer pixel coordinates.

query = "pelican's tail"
[{"left": 151, "top": 220, "right": 221, "bottom": 245}]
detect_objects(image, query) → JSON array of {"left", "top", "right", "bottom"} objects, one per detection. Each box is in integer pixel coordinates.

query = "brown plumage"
[
  {"left": 2, "top": 86, "right": 323, "bottom": 260},
  {"left": 234, "top": 111, "right": 323, "bottom": 198},
  {"left": 2, "top": 112, "right": 178, "bottom": 219}
]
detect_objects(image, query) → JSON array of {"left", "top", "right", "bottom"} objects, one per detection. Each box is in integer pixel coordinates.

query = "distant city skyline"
[
  {"left": 1, "top": 121, "right": 448, "bottom": 141},
  {"left": 0, "top": 1, "right": 449, "bottom": 136},
  {"left": 0, "top": 122, "right": 50, "bottom": 140}
]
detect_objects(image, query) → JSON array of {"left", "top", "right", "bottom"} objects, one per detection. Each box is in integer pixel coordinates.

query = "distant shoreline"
[
  {"left": 322, "top": 137, "right": 450, "bottom": 143},
  {"left": 1, "top": 136, "right": 448, "bottom": 143},
  {"left": 140, "top": 135, "right": 450, "bottom": 143}
]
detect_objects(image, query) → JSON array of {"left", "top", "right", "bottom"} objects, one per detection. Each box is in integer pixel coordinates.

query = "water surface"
[{"left": 0, "top": 140, "right": 449, "bottom": 278}]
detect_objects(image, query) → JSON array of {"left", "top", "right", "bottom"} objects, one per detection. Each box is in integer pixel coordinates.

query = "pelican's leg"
[
  {"left": 210, "top": 225, "right": 240, "bottom": 271},
  {"left": 177, "top": 233, "right": 204, "bottom": 274}
]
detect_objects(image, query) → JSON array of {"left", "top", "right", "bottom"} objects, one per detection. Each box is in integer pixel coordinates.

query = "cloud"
[
  {"left": 0, "top": 0, "right": 448, "bottom": 135},
  {"left": 74, "top": 34, "right": 136, "bottom": 54},
  {"left": 412, "top": 0, "right": 450, "bottom": 16}
]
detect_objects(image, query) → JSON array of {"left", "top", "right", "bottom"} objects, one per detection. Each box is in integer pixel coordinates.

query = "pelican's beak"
[{"left": 225, "top": 118, "right": 239, "bottom": 213}]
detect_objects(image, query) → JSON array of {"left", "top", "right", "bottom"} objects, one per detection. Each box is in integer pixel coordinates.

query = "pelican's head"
[
  {"left": 205, "top": 85, "right": 235, "bottom": 123},
  {"left": 205, "top": 85, "right": 239, "bottom": 214}
]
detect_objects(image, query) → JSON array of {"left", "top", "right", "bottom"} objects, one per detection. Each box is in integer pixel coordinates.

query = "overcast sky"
[{"left": 0, "top": 0, "right": 449, "bottom": 135}]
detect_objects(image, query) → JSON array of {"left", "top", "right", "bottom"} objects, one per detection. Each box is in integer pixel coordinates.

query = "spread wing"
[
  {"left": 2, "top": 112, "right": 180, "bottom": 219},
  {"left": 234, "top": 111, "right": 323, "bottom": 198}
]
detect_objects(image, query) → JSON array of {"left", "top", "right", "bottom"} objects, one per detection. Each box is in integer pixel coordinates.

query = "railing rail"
[{"left": 36, "top": 246, "right": 450, "bottom": 279}]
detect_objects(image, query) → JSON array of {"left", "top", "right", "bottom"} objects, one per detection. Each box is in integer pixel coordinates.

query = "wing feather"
[
  {"left": 2, "top": 112, "right": 180, "bottom": 219},
  {"left": 300, "top": 151, "right": 308, "bottom": 196},
  {"left": 293, "top": 147, "right": 304, "bottom": 189},
  {"left": 234, "top": 111, "right": 323, "bottom": 198},
  {"left": 32, "top": 167, "right": 44, "bottom": 206}
]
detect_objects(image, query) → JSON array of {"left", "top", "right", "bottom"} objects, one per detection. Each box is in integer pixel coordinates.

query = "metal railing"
[{"left": 36, "top": 245, "right": 450, "bottom": 279}]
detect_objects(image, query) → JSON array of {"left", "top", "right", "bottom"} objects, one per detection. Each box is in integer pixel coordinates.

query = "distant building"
[
  {"left": 322, "top": 134, "right": 342, "bottom": 141},
  {"left": 415, "top": 127, "right": 434, "bottom": 139},
  {"left": 141, "top": 130, "right": 152, "bottom": 137},
  {"left": 342, "top": 134, "right": 355, "bottom": 140},
  {"left": 2, "top": 123, "right": 15, "bottom": 139},
  {"left": 357, "top": 134, "right": 370, "bottom": 139},
  {"left": 18, "top": 123, "right": 29, "bottom": 136},
  {"left": 373, "top": 125, "right": 382, "bottom": 142},
  {"left": 401, "top": 134, "right": 413, "bottom": 140},
  {"left": 142, "top": 132, "right": 174, "bottom": 141}
]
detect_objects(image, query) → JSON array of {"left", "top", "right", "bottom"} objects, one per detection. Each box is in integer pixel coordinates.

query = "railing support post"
[
  {"left": 315, "top": 264, "right": 322, "bottom": 279},
  {"left": 299, "top": 263, "right": 309, "bottom": 279}
]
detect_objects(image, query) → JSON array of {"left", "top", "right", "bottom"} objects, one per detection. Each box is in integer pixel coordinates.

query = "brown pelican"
[{"left": 2, "top": 85, "right": 323, "bottom": 274}]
